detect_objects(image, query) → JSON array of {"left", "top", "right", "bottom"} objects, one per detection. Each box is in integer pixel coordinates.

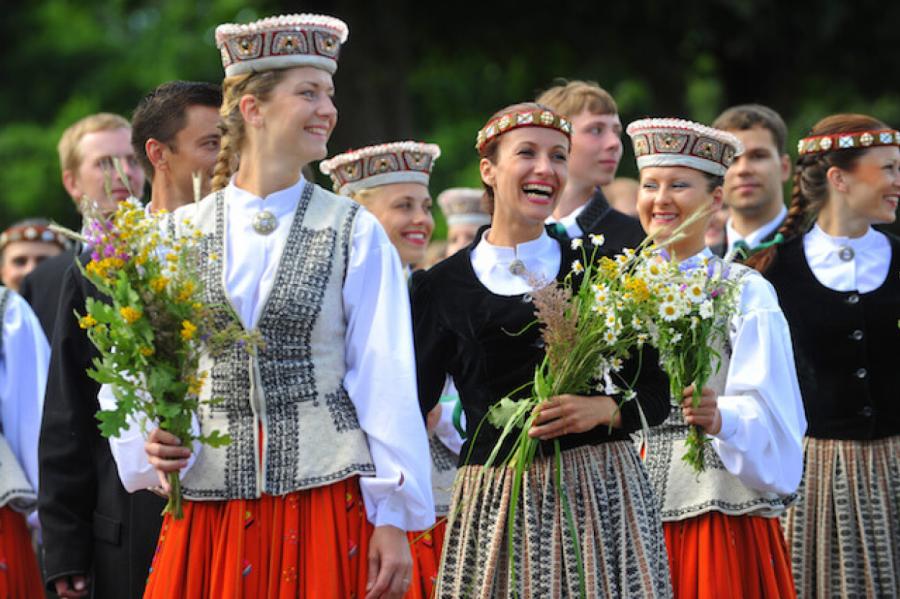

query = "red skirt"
[
  {"left": 406, "top": 518, "right": 447, "bottom": 599},
  {"left": 0, "top": 506, "right": 43, "bottom": 599},
  {"left": 143, "top": 478, "right": 372, "bottom": 599},
  {"left": 664, "top": 512, "right": 796, "bottom": 599}
]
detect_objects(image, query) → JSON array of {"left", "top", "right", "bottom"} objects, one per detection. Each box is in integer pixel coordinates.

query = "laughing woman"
[
  {"left": 749, "top": 114, "right": 900, "bottom": 597},
  {"left": 108, "top": 14, "right": 434, "bottom": 599},
  {"left": 627, "top": 118, "right": 806, "bottom": 599},
  {"left": 411, "top": 103, "right": 673, "bottom": 598}
]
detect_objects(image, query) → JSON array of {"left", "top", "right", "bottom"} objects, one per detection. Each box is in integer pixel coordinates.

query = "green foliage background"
[{"left": 2, "top": 0, "right": 898, "bottom": 236}]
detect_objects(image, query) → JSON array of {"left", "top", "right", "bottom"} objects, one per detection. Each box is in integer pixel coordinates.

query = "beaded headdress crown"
[
  {"left": 436, "top": 188, "right": 490, "bottom": 227},
  {"left": 626, "top": 118, "right": 744, "bottom": 176},
  {"left": 320, "top": 141, "right": 441, "bottom": 196},
  {"left": 475, "top": 108, "right": 572, "bottom": 154},
  {"left": 216, "top": 14, "right": 349, "bottom": 76},
  {"left": 0, "top": 223, "right": 70, "bottom": 253},
  {"left": 797, "top": 129, "right": 900, "bottom": 156}
]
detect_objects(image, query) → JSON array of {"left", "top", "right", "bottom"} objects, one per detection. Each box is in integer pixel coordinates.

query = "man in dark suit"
[
  {"left": 536, "top": 79, "right": 645, "bottom": 251},
  {"left": 19, "top": 113, "right": 145, "bottom": 339},
  {"left": 711, "top": 104, "right": 792, "bottom": 259},
  {"left": 38, "top": 81, "right": 222, "bottom": 599}
]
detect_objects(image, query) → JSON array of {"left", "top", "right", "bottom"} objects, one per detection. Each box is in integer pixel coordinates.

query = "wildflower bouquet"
[
  {"left": 483, "top": 234, "right": 647, "bottom": 592},
  {"left": 58, "top": 184, "right": 252, "bottom": 518},
  {"left": 627, "top": 251, "right": 742, "bottom": 473}
]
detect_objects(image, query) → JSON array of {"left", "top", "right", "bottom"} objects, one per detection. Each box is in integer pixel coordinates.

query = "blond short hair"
[
  {"left": 57, "top": 113, "right": 131, "bottom": 175},
  {"left": 536, "top": 80, "right": 618, "bottom": 118}
]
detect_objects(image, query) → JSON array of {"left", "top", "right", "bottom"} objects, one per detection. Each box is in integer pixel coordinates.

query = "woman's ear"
[
  {"left": 711, "top": 185, "right": 724, "bottom": 211},
  {"left": 238, "top": 94, "right": 263, "bottom": 129},
  {"left": 826, "top": 165, "right": 850, "bottom": 193},
  {"left": 479, "top": 157, "right": 495, "bottom": 189}
]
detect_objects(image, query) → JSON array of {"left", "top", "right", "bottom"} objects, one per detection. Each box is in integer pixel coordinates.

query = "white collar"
[
  {"left": 227, "top": 174, "right": 307, "bottom": 220},
  {"left": 725, "top": 204, "right": 787, "bottom": 252},
  {"left": 805, "top": 223, "right": 883, "bottom": 254},
  {"left": 472, "top": 228, "right": 556, "bottom": 267}
]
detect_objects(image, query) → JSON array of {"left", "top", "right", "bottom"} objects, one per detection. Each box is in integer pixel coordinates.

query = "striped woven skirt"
[
  {"left": 436, "top": 441, "right": 672, "bottom": 598},
  {"left": 782, "top": 435, "right": 900, "bottom": 598}
]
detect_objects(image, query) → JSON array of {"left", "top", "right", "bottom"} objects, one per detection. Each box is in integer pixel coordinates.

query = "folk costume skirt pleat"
[
  {"left": 436, "top": 442, "right": 672, "bottom": 598},
  {"left": 406, "top": 519, "right": 447, "bottom": 599},
  {"left": 142, "top": 477, "right": 372, "bottom": 599},
  {"left": 664, "top": 511, "right": 795, "bottom": 599},
  {"left": 783, "top": 435, "right": 900, "bottom": 598},
  {"left": 0, "top": 506, "right": 42, "bottom": 599}
]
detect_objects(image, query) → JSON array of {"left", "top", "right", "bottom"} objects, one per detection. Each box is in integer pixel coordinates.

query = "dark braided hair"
[{"left": 746, "top": 114, "right": 888, "bottom": 273}]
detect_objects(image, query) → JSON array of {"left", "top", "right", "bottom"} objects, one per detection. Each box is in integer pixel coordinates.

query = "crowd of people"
[{"left": 0, "top": 10, "right": 897, "bottom": 599}]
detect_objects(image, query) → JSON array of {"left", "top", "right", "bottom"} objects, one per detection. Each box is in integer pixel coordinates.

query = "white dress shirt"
[
  {"left": 1, "top": 291, "right": 49, "bottom": 493},
  {"left": 687, "top": 248, "right": 807, "bottom": 495},
  {"left": 102, "top": 176, "right": 434, "bottom": 531},
  {"left": 803, "top": 224, "right": 891, "bottom": 293},
  {"left": 725, "top": 204, "right": 787, "bottom": 256},
  {"left": 470, "top": 228, "right": 562, "bottom": 296}
]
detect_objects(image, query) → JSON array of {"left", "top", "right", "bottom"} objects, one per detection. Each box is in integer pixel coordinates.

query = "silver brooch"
[
  {"left": 508, "top": 259, "right": 526, "bottom": 276},
  {"left": 252, "top": 210, "right": 278, "bottom": 235},
  {"left": 838, "top": 246, "right": 854, "bottom": 261}
]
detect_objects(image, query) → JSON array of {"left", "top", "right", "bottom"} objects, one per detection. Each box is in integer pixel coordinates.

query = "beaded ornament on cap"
[
  {"left": 797, "top": 129, "right": 900, "bottom": 156},
  {"left": 437, "top": 188, "right": 491, "bottom": 227},
  {"left": 626, "top": 118, "right": 744, "bottom": 177},
  {"left": 320, "top": 141, "right": 441, "bottom": 196},
  {"left": 216, "top": 14, "right": 349, "bottom": 76},
  {"left": 0, "top": 224, "right": 70, "bottom": 252},
  {"left": 475, "top": 109, "right": 572, "bottom": 154}
]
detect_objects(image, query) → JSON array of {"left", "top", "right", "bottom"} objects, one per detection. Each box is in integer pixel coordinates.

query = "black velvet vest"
[{"left": 765, "top": 234, "right": 900, "bottom": 440}]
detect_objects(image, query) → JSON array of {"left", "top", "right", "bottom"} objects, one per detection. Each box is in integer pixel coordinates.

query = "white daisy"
[
  {"left": 570, "top": 238, "right": 583, "bottom": 250},
  {"left": 571, "top": 259, "right": 584, "bottom": 274},
  {"left": 659, "top": 302, "right": 679, "bottom": 322},
  {"left": 589, "top": 233, "right": 605, "bottom": 247}
]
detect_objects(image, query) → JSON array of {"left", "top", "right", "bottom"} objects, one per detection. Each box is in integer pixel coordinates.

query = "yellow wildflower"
[
  {"left": 150, "top": 276, "right": 169, "bottom": 293},
  {"left": 139, "top": 346, "right": 155, "bottom": 357},
  {"left": 177, "top": 281, "right": 196, "bottom": 302},
  {"left": 119, "top": 306, "right": 142, "bottom": 324},
  {"left": 181, "top": 320, "right": 198, "bottom": 341},
  {"left": 79, "top": 314, "right": 98, "bottom": 329},
  {"left": 624, "top": 276, "right": 650, "bottom": 302}
]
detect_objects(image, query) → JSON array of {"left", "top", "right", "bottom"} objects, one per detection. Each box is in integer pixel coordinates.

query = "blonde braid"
[{"left": 210, "top": 71, "right": 287, "bottom": 192}]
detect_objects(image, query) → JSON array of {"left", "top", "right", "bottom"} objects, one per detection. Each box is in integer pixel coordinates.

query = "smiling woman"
[
  {"left": 411, "top": 103, "right": 673, "bottom": 597},
  {"left": 755, "top": 114, "right": 900, "bottom": 597},
  {"left": 103, "top": 13, "right": 435, "bottom": 599}
]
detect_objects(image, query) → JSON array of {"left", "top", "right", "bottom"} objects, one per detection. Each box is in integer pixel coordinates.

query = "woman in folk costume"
[
  {"left": 320, "top": 141, "right": 460, "bottom": 599},
  {"left": 116, "top": 14, "right": 433, "bottom": 599},
  {"left": 0, "top": 287, "right": 48, "bottom": 598},
  {"left": 412, "top": 102, "right": 673, "bottom": 598},
  {"left": 437, "top": 188, "right": 492, "bottom": 258},
  {"left": 748, "top": 115, "right": 900, "bottom": 597},
  {"left": 627, "top": 118, "right": 807, "bottom": 598}
]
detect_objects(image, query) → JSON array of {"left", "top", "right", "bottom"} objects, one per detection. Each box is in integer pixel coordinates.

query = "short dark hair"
[
  {"left": 713, "top": 104, "right": 788, "bottom": 155},
  {"left": 131, "top": 81, "right": 222, "bottom": 178}
]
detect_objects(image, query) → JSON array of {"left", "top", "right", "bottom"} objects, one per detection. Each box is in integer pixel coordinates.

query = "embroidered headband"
[
  {"left": 216, "top": 14, "right": 349, "bottom": 76},
  {"left": 797, "top": 129, "right": 900, "bottom": 156},
  {"left": 626, "top": 118, "right": 744, "bottom": 177},
  {"left": 475, "top": 109, "right": 572, "bottom": 154},
  {"left": 320, "top": 141, "right": 441, "bottom": 196},
  {"left": 0, "top": 223, "right": 70, "bottom": 253},
  {"left": 436, "top": 188, "right": 491, "bottom": 227}
]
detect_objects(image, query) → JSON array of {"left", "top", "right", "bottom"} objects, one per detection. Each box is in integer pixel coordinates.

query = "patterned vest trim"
[
  {"left": 642, "top": 261, "right": 792, "bottom": 521},
  {"left": 180, "top": 183, "right": 375, "bottom": 500},
  {"left": 0, "top": 287, "right": 38, "bottom": 510}
]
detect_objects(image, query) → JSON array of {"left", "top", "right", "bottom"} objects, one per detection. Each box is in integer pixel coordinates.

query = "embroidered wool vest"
[
  {"left": 0, "top": 288, "right": 37, "bottom": 510},
  {"left": 178, "top": 183, "right": 375, "bottom": 500},
  {"left": 642, "top": 262, "right": 792, "bottom": 521}
]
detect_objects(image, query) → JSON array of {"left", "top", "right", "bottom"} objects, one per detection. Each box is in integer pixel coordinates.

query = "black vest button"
[
  {"left": 850, "top": 329, "right": 864, "bottom": 341},
  {"left": 846, "top": 294, "right": 860, "bottom": 305},
  {"left": 855, "top": 368, "right": 868, "bottom": 379},
  {"left": 859, "top": 406, "right": 874, "bottom": 417}
]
